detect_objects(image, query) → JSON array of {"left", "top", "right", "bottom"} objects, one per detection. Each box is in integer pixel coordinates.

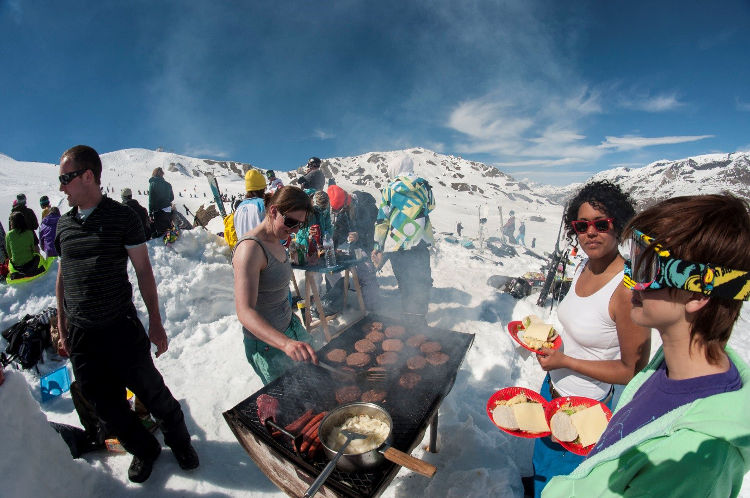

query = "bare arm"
[
  {"left": 537, "top": 284, "right": 651, "bottom": 385},
  {"left": 233, "top": 240, "right": 316, "bottom": 363},
  {"left": 127, "top": 243, "right": 168, "bottom": 357},
  {"left": 55, "top": 264, "right": 69, "bottom": 355}
]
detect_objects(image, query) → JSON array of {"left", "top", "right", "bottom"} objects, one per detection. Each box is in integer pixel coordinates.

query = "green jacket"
[
  {"left": 5, "top": 229, "right": 37, "bottom": 266},
  {"left": 373, "top": 175, "right": 435, "bottom": 253},
  {"left": 543, "top": 346, "right": 750, "bottom": 497},
  {"left": 148, "top": 176, "right": 174, "bottom": 214}
]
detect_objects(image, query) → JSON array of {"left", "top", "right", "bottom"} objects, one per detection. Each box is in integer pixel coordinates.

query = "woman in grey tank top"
[{"left": 233, "top": 186, "right": 317, "bottom": 385}]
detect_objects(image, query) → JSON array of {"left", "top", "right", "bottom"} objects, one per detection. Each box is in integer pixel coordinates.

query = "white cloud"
[
  {"left": 182, "top": 145, "right": 230, "bottom": 159},
  {"left": 737, "top": 99, "right": 750, "bottom": 112},
  {"left": 618, "top": 92, "right": 685, "bottom": 112},
  {"left": 494, "top": 157, "right": 583, "bottom": 168},
  {"left": 313, "top": 129, "right": 335, "bottom": 140},
  {"left": 599, "top": 134, "right": 713, "bottom": 151}
]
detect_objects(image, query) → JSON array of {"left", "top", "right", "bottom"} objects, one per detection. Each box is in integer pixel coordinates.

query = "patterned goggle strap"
[{"left": 624, "top": 229, "right": 750, "bottom": 301}]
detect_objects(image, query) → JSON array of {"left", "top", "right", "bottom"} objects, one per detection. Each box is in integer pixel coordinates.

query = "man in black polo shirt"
[{"left": 55, "top": 145, "right": 198, "bottom": 483}]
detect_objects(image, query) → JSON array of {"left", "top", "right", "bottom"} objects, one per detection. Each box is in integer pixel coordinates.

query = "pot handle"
[{"left": 381, "top": 447, "right": 436, "bottom": 478}]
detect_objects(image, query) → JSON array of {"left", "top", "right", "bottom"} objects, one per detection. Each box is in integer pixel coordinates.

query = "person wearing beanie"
[
  {"left": 234, "top": 169, "right": 267, "bottom": 239},
  {"left": 40, "top": 196, "right": 52, "bottom": 219},
  {"left": 121, "top": 188, "right": 151, "bottom": 239},
  {"left": 9, "top": 192, "right": 39, "bottom": 232},
  {"left": 39, "top": 206, "right": 62, "bottom": 256},
  {"left": 265, "top": 169, "right": 284, "bottom": 194},
  {"left": 297, "top": 156, "right": 325, "bottom": 192},
  {"left": 326, "top": 184, "right": 381, "bottom": 310},
  {"left": 372, "top": 154, "right": 435, "bottom": 325},
  {"left": 148, "top": 167, "right": 174, "bottom": 238}
]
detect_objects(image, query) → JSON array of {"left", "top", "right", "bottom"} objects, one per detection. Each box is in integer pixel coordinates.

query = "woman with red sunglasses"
[
  {"left": 529, "top": 181, "right": 651, "bottom": 497},
  {"left": 233, "top": 186, "right": 318, "bottom": 385}
]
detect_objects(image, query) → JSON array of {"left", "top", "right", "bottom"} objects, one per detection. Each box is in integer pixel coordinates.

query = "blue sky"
[{"left": 1, "top": 1, "right": 749, "bottom": 185}]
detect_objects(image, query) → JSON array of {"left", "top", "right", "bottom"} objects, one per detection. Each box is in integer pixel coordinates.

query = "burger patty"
[
  {"left": 406, "top": 355, "right": 427, "bottom": 370},
  {"left": 406, "top": 334, "right": 427, "bottom": 348},
  {"left": 355, "top": 339, "right": 377, "bottom": 353},
  {"left": 426, "top": 351, "right": 449, "bottom": 366},
  {"left": 420, "top": 341, "right": 442, "bottom": 354},
  {"left": 365, "top": 330, "right": 385, "bottom": 343},
  {"left": 346, "top": 352, "right": 371, "bottom": 368},
  {"left": 360, "top": 389, "right": 387, "bottom": 403},
  {"left": 335, "top": 385, "right": 362, "bottom": 404},
  {"left": 371, "top": 321, "right": 384, "bottom": 331},
  {"left": 381, "top": 339, "right": 404, "bottom": 352},
  {"left": 384, "top": 325, "right": 406, "bottom": 338},
  {"left": 326, "top": 349, "right": 347, "bottom": 363},
  {"left": 376, "top": 351, "right": 399, "bottom": 366},
  {"left": 398, "top": 372, "right": 421, "bottom": 389}
]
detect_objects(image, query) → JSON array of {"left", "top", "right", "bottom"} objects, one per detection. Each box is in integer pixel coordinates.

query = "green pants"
[{"left": 243, "top": 314, "right": 312, "bottom": 385}]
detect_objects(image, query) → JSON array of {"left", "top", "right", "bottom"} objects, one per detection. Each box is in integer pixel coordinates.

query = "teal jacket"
[
  {"left": 543, "top": 346, "right": 750, "bottom": 497},
  {"left": 374, "top": 175, "right": 435, "bottom": 252},
  {"left": 295, "top": 206, "right": 333, "bottom": 250},
  {"left": 148, "top": 176, "right": 174, "bottom": 214}
]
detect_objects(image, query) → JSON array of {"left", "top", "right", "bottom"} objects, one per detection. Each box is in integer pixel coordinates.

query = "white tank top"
[{"left": 550, "top": 260, "right": 622, "bottom": 400}]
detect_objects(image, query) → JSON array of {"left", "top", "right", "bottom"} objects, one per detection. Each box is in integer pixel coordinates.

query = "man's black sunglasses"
[
  {"left": 282, "top": 214, "right": 305, "bottom": 230},
  {"left": 59, "top": 168, "right": 89, "bottom": 185}
]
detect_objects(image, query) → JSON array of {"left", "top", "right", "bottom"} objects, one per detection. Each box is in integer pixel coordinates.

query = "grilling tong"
[{"left": 317, "top": 360, "right": 387, "bottom": 383}]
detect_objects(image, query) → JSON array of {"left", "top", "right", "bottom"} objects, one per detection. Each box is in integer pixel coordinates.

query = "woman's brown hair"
[
  {"left": 624, "top": 193, "right": 750, "bottom": 363},
  {"left": 264, "top": 186, "right": 312, "bottom": 219}
]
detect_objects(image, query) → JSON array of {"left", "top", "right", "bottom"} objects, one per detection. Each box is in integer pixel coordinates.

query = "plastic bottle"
[{"left": 323, "top": 234, "right": 336, "bottom": 268}]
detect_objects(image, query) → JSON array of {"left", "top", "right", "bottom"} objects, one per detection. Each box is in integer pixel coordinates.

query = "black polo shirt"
[{"left": 55, "top": 196, "right": 147, "bottom": 327}]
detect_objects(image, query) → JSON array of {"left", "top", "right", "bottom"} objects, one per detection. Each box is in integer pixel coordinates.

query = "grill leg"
[{"left": 429, "top": 412, "right": 438, "bottom": 453}]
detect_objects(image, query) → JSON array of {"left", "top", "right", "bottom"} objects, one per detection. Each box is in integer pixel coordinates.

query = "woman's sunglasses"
[
  {"left": 623, "top": 228, "right": 750, "bottom": 300},
  {"left": 571, "top": 218, "right": 613, "bottom": 234},
  {"left": 59, "top": 168, "right": 88, "bottom": 185},
  {"left": 282, "top": 214, "right": 304, "bottom": 230}
]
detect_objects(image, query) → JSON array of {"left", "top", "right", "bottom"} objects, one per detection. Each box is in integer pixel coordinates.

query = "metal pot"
[{"left": 317, "top": 402, "right": 436, "bottom": 477}]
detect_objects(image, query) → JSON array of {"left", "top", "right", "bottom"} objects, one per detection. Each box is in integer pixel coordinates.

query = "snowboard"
[
  {"left": 205, "top": 173, "right": 227, "bottom": 218},
  {"left": 5, "top": 256, "right": 56, "bottom": 285}
]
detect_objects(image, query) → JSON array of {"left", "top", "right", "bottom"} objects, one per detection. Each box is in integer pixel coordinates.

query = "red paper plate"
[
  {"left": 486, "top": 387, "right": 551, "bottom": 439},
  {"left": 544, "top": 396, "right": 613, "bottom": 455},
  {"left": 507, "top": 321, "right": 562, "bottom": 353}
]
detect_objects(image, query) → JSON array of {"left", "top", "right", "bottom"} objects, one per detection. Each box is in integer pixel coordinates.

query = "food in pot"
[
  {"left": 426, "top": 351, "right": 449, "bottom": 366},
  {"left": 355, "top": 339, "right": 377, "bottom": 353},
  {"left": 326, "top": 349, "right": 348, "bottom": 363},
  {"left": 327, "top": 414, "right": 390, "bottom": 454},
  {"left": 398, "top": 372, "right": 421, "bottom": 389},
  {"left": 406, "top": 355, "right": 427, "bottom": 370},
  {"left": 382, "top": 339, "right": 404, "bottom": 352},
  {"left": 346, "top": 352, "right": 371, "bottom": 368},
  {"left": 384, "top": 325, "right": 406, "bottom": 338},
  {"left": 335, "top": 385, "right": 362, "bottom": 404},
  {"left": 420, "top": 341, "right": 442, "bottom": 353},
  {"left": 360, "top": 389, "right": 387, "bottom": 403},
  {"left": 406, "top": 334, "right": 427, "bottom": 348},
  {"left": 376, "top": 351, "right": 399, "bottom": 366},
  {"left": 365, "top": 330, "right": 385, "bottom": 343}
]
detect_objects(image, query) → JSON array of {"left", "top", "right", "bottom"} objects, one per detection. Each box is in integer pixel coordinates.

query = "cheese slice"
[
  {"left": 522, "top": 315, "right": 541, "bottom": 328},
  {"left": 511, "top": 402, "right": 550, "bottom": 433},
  {"left": 523, "top": 323, "right": 555, "bottom": 342},
  {"left": 570, "top": 404, "right": 609, "bottom": 447}
]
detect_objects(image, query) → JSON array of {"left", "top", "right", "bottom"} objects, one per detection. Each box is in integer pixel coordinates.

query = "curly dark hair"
[{"left": 564, "top": 180, "right": 635, "bottom": 243}]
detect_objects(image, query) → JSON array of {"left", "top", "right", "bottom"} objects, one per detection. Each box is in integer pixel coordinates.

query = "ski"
[{"left": 205, "top": 173, "right": 227, "bottom": 218}]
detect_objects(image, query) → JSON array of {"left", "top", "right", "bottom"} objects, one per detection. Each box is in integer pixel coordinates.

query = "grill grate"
[{"left": 230, "top": 314, "right": 475, "bottom": 497}]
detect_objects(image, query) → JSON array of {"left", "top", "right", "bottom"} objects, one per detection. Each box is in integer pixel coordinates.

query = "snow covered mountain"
[{"left": 535, "top": 151, "right": 750, "bottom": 208}]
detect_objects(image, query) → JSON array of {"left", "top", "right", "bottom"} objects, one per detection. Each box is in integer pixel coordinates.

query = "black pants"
[
  {"left": 68, "top": 306, "right": 190, "bottom": 460},
  {"left": 388, "top": 243, "right": 432, "bottom": 318},
  {"left": 152, "top": 210, "right": 172, "bottom": 238}
]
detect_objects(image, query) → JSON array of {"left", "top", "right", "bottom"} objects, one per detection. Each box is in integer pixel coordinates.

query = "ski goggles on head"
[
  {"left": 571, "top": 218, "right": 613, "bottom": 234},
  {"left": 623, "top": 229, "right": 750, "bottom": 300}
]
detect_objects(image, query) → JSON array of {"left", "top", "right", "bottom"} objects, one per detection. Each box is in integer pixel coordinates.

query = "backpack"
[
  {"left": 223, "top": 198, "right": 263, "bottom": 249},
  {"left": 2, "top": 314, "right": 52, "bottom": 369}
]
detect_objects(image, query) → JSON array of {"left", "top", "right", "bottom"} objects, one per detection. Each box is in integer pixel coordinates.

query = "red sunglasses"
[{"left": 571, "top": 218, "right": 613, "bottom": 234}]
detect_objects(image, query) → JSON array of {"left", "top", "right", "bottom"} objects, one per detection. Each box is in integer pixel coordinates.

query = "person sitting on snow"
[
  {"left": 9, "top": 193, "right": 39, "bottom": 233},
  {"left": 121, "top": 188, "right": 151, "bottom": 239},
  {"left": 39, "top": 207, "right": 61, "bottom": 257},
  {"left": 6, "top": 211, "right": 44, "bottom": 279},
  {"left": 40, "top": 195, "right": 52, "bottom": 219},
  {"left": 297, "top": 156, "right": 325, "bottom": 192},
  {"left": 265, "top": 169, "right": 284, "bottom": 193}
]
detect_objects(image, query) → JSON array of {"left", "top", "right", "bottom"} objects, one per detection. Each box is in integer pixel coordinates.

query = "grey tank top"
[{"left": 236, "top": 235, "right": 293, "bottom": 334}]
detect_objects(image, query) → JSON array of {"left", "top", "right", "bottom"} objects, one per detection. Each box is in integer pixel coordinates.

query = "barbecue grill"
[{"left": 224, "top": 314, "right": 474, "bottom": 497}]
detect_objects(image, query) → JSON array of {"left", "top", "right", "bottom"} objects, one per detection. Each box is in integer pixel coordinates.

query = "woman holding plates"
[{"left": 529, "top": 181, "right": 651, "bottom": 497}]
